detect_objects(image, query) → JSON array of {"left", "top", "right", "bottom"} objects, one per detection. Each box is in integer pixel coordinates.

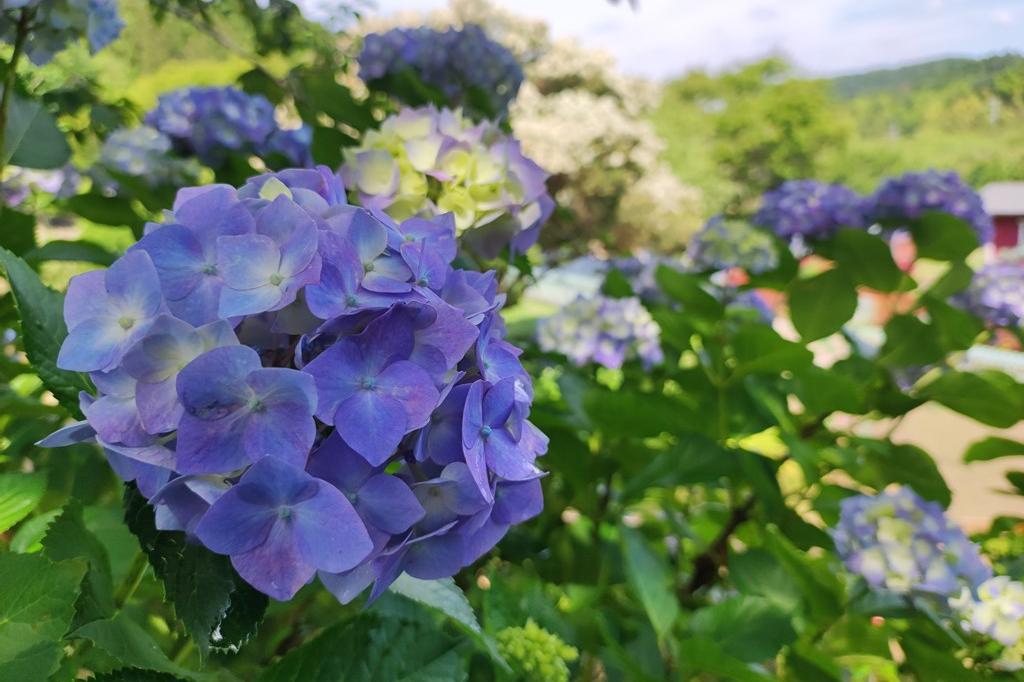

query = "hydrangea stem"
[
  {"left": 114, "top": 550, "right": 150, "bottom": 610},
  {"left": 0, "top": 7, "right": 33, "bottom": 176}
]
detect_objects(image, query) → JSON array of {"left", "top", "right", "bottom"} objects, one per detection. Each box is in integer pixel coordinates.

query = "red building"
[{"left": 980, "top": 182, "right": 1024, "bottom": 251}]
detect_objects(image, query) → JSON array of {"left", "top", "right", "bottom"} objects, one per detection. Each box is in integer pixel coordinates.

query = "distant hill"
[{"left": 830, "top": 54, "right": 1024, "bottom": 99}]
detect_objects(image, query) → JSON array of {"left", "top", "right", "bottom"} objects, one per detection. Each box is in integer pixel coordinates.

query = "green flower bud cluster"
[{"left": 496, "top": 619, "right": 578, "bottom": 682}]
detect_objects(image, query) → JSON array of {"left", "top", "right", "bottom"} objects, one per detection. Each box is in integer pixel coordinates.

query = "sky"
[{"left": 309, "top": 0, "right": 1024, "bottom": 81}]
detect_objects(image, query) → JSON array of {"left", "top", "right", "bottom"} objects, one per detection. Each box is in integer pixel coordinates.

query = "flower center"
[
  {"left": 202, "top": 262, "right": 218, "bottom": 275},
  {"left": 363, "top": 262, "right": 375, "bottom": 273},
  {"left": 269, "top": 273, "right": 284, "bottom": 286},
  {"left": 277, "top": 506, "right": 293, "bottom": 520},
  {"left": 118, "top": 316, "right": 135, "bottom": 330},
  {"left": 359, "top": 377, "right": 377, "bottom": 391},
  {"left": 345, "top": 295, "right": 359, "bottom": 307},
  {"left": 480, "top": 425, "right": 493, "bottom": 438}
]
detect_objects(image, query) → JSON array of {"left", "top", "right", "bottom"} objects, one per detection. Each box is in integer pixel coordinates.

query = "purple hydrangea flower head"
[
  {"left": 833, "top": 486, "right": 991, "bottom": 596},
  {"left": 341, "top": 106, "right": 552, "bottom": 258},
  {"left": 195, "top": 456, "right": 374, "bottom": 600},
  {"left": 754, "top": 180, "right": 867, "bottom": 242},
  {"left": 956, "top": 261, "right": 1024, "bottom": 329},
  {"left": 48, "top": 169, "right": 546, "bottom": 603},
  {"left": 358, "top": 25, "right": 523, "bottom": 120},
  {"left": 145, "top": 86, "right": 311, "bottom": 167},
  {"left": 3, "top": 0, "right": 124, "bottom": 65},
  {"left": 867, "top": 169, "right": 993, "bottom": 244},
  {"left": 96, "top": 126, "right": 200, "bottom": 188},
  {"left": 537, "top": 295, "right": 663, "bottom": 369}
]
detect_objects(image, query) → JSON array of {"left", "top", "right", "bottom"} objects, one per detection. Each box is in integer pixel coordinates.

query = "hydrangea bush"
[
  {"left": 341, "top": 105, "right": 553, "bottom": 258},
  {"left": 4, "top": 2, "right": 1024, "bottom": 680},
  {"left": 47, "top": 168, "right": 547, "bottom": 602}
]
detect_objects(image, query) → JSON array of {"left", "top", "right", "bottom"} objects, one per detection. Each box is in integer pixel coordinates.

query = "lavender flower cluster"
[
  {"left": 97, "top": 127, "right": 200, "bottom": 188},
  {"left": 145, "top": 87, "right": 312, "bottom": 168},
  {"left": 537, "top": 295, "right": 662, "bottom": 369},
  {"left": 957, "top": 261, "right": 1024, "bottom": 329},
  {"left": 45, "top": 168, "right": 547, "bottom": 603},
  {"left": 867, "top": 170, "right": 993, "bottom": 244},
  {"left": 341, "top": 106, "right": 552, "bottom": 258},
  {"left": 359, "top": 25, "right": 524, "bottom": 119},
  {"left": 2, "top": 0, "right": 124, "bottom": 65},
  {"left": 834, "top": 486, "right": 990, "bottom": 597},
  {"left": 753, "top": 180, "right": 867, "bottom": 242},
  {"left": 687, "top": 217, "right": 779, "bottom": 275}
]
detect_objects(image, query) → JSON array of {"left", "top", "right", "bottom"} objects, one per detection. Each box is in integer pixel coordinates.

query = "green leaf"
[
  {"left": 729, "top": 548, "right": 802, "bottom": 613},
  {"left": 1005, "top": 471, "right": 1024, "bottom": 495},
  {"left": 601, "top": 268, "right": 634, "bottom": 298},
  {"left": 964, "top": 436, "right": 1024, "bottom": 462},
  {"left": 2, "top": 93, "right": 71, "bottom": 169},
  {"left": 675, "top": 636, "right": 774, "bottom": 682},
  {"left": 583, "top": 387, "right": 691, "bottom": 438},
  {"left": 0, "top": 207, "right": 36, "bottom": 256},
  {"left": 731, "top": 323, "right": 813, "bottom": 376},
  {"left": 64, "top": 193, "right": 141, "bottom": 229},
  {"left": 787, "top": 269, "right": 857, "bottom": 341},
  {"left": 690, "top": 595, "right": 796, "bottom": 662},
  {"left": 72, "top": 614, "right": 197, "bottom": 679},
  {"left": 791, "top": 366, "right": 865, "bottom": 415},
  {"left": 390, "top": 575, "right": 507, "bottom": 671},
  {"left": 655, "top": 265, "right": 724, "bottom": 320},
  {"left": 620, "top": 527, "right": 679, "bottom": 640},
  {"left": 762, "top": 525, "right": 843, "bottom": 622},
  {"left": 922, "top": 296, "right": 983, "bottom": 352},
  {"left": 918, "top": 370, "right": 1024, "bottom": 428},
  {"left": 906, "top": 211, "right": 979, "bottom": 261},
  {"left": 42, "top": 500, "right": 115, "bottom": 627},
  {"left": 0, "top": 471, "right": 45, "bottom": 532},
  {"left": 0, "top": 247, "right": 91, "bottom": 416},
  {"left": 828, "top": 228, "right": 903, "bottom": 292},
  {"left": 123, "top": 485, "right": 267, "bottom": 660},
  {"left": 849, "top": 440, "right": 951, "bottom": 507},
  {"left": 258, "top": 610, "right": 468, "bottom": 682},
  {"left": 293, "top": 66, "right": 376, "bottom": 131},
  {"left": 23, "top": 240, "right": 117, "bottom": 266},
  {"left": 0, "top": 552, "right": 86, "bottom": 681},
  {"left": 91, "top": 670, "right": 189, "bottom": 682},
  {"left": 9, "top": 508, "right": 61, "bottom": 553},
  {"left": 877, "top": 315, "right": 945, "bottom": 368}
]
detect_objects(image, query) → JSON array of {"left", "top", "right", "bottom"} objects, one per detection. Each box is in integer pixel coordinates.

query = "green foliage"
[{"left": 496, "top": 619, "right": 578, "bottom": 682}]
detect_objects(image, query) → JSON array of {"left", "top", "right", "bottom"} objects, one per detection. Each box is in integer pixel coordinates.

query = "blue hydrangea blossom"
[
  {"left": 754, "top": 180, "right": 867, "bottom": 242},
  {"left": 145, "top": 86, "right": 312, "bottom": 168},
  {"left": 537, "top": 295, "right": 663, "bottom": 369},
  {"left": 359, "top": 25, "right": 523, "bottom": 119},
  {"left": 47, "top": 167, "right": 547, "bottom": 602},
  {"left": 867, "top": 169, "right": 993, "bottom": 244},
  {"left": 96, "top": 126, "right": 200, "bottom": 189},
  {"left": 956, "top": 261, "right": 1024, "bottom": 329},
  {"left": 834, "top": 486, "right": 990, "bottom": 596}
]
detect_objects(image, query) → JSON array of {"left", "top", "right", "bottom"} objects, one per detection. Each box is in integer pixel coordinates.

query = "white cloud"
[{"left": 326, "top": 0, "right": 1024, "bottom": 80}]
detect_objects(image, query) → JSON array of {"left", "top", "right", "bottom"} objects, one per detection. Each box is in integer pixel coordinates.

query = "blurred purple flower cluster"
[
  {"left": 359, "top": 25, "right": 523, "bottom": 118},
  {"left": 867, "top": 169, "right": 993, "bottom": 244},
  {"left": 754, "top": 180, "right": 867, "bottom": 242},
  {"left": 96, "top": 126, "right": 200, "bottom": 188},
  {"left": 2, "top": 0, "right": 124, "bottom": 65},
  {"left": 145, "top": 86, "right": 312, "bottom": 168},
  {"left": 834, "top": 486, "right": 990, "bottom": 597},
  {"left": 46, "top": 167, "right": 547, "bottom": 602},
  {"left": 537, "top": 295, "right": 662, "bottom": 369},
  {"left": 957, "top": 261, "right": 1024, "bottom": 329}
]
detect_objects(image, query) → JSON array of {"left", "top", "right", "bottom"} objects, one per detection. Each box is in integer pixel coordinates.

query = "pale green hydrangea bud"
[{"left": 496, "top": 619, "right": 578, "bottom": 682}]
